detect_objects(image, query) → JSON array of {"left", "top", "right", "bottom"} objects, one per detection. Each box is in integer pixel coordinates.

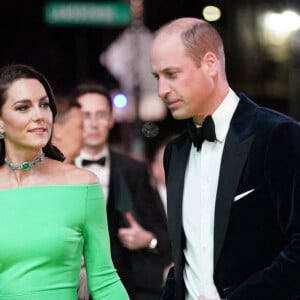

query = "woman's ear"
[{"left": 0, "top": 119, "right": 4, "bottom": 132}]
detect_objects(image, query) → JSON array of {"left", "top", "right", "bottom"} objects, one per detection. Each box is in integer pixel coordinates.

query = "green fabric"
[{"left": 0, "top": 184, "right": 129, "bottom": 300}]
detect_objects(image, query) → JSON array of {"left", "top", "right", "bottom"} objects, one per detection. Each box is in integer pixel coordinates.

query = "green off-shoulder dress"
[{"left": 0, "top": 184, "right": 129, "bottom": 300}]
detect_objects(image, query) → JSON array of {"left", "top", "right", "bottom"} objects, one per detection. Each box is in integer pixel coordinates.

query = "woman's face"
[{"left": 0, "top": 78, "right": 53, "bottom": 152}]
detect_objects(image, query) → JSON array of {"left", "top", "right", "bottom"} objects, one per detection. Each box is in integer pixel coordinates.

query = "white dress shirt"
[
  {"left": 183, "top": 89, "right": 239, "bottom": 299},
  {"left": 157, "top": 183, "right": 167, "bottom": 217},
  {"left": 74, "top": 146, "right": 110, "bottom": 202}
]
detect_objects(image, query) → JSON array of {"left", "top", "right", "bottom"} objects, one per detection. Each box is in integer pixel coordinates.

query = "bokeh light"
[{"left": 113, "top": 93, "right": 128, "bottom": 108}]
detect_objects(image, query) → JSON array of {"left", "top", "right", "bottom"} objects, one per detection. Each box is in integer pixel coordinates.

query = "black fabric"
[
  {"left": 107, "top": 150, "right": 172, "bottom": 300},
  {"left": 187, "top": 116, "right": 216, "bottom": 151},
  {"left": 164, "top": 94, "right": 300, "bottom": 299},
  {"left": 82, "top": 156, "right": 106, "bottom": 167},
  {"left": 161, "top": 267, "right": 176, "bottom": 300}
]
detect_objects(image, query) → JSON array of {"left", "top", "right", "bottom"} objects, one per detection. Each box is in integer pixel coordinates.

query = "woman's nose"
[{"left": 32, "top": 107, "right": 44, "bottom": 121}]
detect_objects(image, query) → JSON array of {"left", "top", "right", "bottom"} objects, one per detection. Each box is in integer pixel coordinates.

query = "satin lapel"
[
  {"left": 214, "top": 94, "right": 257, "bottom": 267},
  {"left": 166, "top": 134, "right": 191, "bottom": 266},
  {"left": 106, "top": 150, "right": 117, "bottom": 212}
]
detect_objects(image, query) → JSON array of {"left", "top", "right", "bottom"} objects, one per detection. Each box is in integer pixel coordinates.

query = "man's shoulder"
[
  {"left": 238, "top": 92, "right": 297, "bottom": 125},
  {"left": 110, "top": 149, "right": 146, "bottom": 169},
  {"left": 257, "top": 105, "right": 297, "bottom": 125}
]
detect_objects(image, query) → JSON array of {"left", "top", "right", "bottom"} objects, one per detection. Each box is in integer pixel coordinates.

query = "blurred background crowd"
[
  {"left": 1, "top": 1, "right": 300, "bottom": 299},
  {"left": 1, "top": 0, "right": 300, "bottom": 159}
]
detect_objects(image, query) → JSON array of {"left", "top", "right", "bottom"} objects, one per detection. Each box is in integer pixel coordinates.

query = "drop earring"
[{"left": 0, "top": 130, "right": 4, "bottom": 139}]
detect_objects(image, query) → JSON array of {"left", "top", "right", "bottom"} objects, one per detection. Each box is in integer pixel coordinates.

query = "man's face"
[
  {"left": 53, "top": 106, "right": 83, "bottom": 163},
  {"left": 150, "top": 33, "right": 214, "bottom": 121},
  {"left": 77, "top": 93, "right": 114, "bottom": 151}
]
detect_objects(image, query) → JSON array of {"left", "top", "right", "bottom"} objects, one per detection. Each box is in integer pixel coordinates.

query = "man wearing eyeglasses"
[{"left": 73, "top": 82, "right": 172, "bottom": 300}]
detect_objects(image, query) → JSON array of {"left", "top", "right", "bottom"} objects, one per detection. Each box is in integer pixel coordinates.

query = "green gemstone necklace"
[{"left": 4, "top": 153, "right": 45, "bottom": 171}]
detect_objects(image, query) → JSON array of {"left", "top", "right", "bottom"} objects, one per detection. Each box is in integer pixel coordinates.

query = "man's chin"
[
  {"left": 86, "top": 140, "right": 103, "bottom": 147},
  {"left": 171, "top": 112, "right": 189, "bottom": 120}
]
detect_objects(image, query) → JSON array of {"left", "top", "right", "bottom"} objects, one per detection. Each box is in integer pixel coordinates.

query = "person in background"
[
  {"left": 51, "top": 95, "right": 89, "bottom": 300},
  {"left": 149, "top": 137, "right": 175, "bottom": 285},
  {"left": 150, "top": 17, "right": 300, "bottom": 300},
  {"left": 0, "top": 64, "right": 129, "bottom": 300},
  {"left": 73, "top": 82, "right": 172, "bottom": 300},
  {"left": 150, "top": 137, "right": 175, "bottom": 217},
  {"left": 52, "top": 95, "right": 83, "bottom": 164}
]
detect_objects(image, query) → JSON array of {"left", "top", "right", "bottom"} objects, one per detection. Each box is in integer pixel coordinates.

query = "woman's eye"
[
  {"left": 41, "top": 103, "right": 50, "bottom": 109},
  {"left": 16, "top": 105, "right": 28, "bottom": 111}
]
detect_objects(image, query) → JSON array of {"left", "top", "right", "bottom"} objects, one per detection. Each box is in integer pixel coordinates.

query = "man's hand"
[
  {"left": 118, "top": 212, "right": 154, "bottom": 250},
  {"left": 199, "top": 296, "right": 226, "bottom": 300},
  {"left": 162, "top": 262, "right": 174, "bottom": 285}
]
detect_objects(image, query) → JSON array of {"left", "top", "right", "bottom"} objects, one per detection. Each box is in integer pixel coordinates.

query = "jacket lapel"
[
  {"left": 166, "top": 94, "right": 259, "bottom": 277},
  {"left": 214, "top": 94, "right": 257, "bottom": 267},
  {"left": 166, "top": 133, "right": 191, "bottom": 274}
]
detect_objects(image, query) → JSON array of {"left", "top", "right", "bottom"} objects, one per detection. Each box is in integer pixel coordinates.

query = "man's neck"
[{"left": 82, "top": 145, "right": 108, "bottom": 158}]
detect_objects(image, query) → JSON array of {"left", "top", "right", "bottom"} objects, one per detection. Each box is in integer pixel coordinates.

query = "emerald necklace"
[{"left": 4, "top": 153, "right": 45, "bottom": 171}]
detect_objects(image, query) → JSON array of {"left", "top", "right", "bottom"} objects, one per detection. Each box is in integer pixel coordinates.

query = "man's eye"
[
  {"left": 167, "top": 72, "right": 176, "bottom": 78},
  {"left": 83, "top": 113, "right": 90, "bottom": 119},
  {"left": 96, "top": 112, "right": 109, "bottom": 120}
]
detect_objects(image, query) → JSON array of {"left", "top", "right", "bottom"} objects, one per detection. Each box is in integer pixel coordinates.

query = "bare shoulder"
[
  {"left": 45, "top": 160, "right": 99, "bottom": 185},
  {"left": 70, "top": 165, "right": 99, "bottom": 185}
]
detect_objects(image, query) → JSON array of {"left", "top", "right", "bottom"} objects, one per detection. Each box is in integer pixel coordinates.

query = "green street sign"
[{"left": 44, "top": 2, "right": 131, "bottom": 26}]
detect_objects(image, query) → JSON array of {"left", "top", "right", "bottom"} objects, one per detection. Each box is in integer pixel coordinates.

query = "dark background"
[{"left": 1, "top": 0, "right": 299, "bottom": 157}]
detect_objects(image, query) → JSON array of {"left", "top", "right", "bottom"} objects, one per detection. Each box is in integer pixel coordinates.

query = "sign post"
[{"left": 44, "top": 2, "right": 131, "bottom": 26}]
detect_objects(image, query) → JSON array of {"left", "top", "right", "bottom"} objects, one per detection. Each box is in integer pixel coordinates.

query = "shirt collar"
[
  {"left": 76, "top": 146, "right": 110, "bottom": 163},
  {"left": 212, "top": 88, "right": 239, "bottom": 142}
]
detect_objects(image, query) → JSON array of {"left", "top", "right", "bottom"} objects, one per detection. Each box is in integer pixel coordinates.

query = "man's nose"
[
  {"left": 88, "top": 115, "right": 99, "bottom": 127},
  {"left": 158, "top": 78, "right": 170, "bottom": 100}
]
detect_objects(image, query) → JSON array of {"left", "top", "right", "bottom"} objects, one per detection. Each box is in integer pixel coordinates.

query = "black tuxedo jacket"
[
  {"left": 163, "top": 94, "right": 300, "bottom": 299},
  {"left": 106, "top": 150, "right": 172, "bottom": 298}
]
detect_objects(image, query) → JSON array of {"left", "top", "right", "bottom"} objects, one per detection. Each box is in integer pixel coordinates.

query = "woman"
[{"left": 0, "top": 64, "right": 129, "bottom": 300}]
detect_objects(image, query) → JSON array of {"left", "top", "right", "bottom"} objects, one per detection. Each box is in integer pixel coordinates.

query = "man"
[
  {"left": 150, "top": 17, "right": 300, "bottom": 300},
  {"left": 150, "top": 136, "right": 175, "bottom": 218},
  {"left": 52, "top": 95, "right": 83, "bottom": 163},
  {"left": 149, "top": 137, "right": 175, "bottom": 284},
  {"left": 73, "top": 82, "right": 172, "bottom": 300}
]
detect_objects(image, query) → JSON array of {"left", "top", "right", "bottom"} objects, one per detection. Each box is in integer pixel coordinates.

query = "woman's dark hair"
[{"left": 0, "top": 64, "right": 65, "bottom": 165}]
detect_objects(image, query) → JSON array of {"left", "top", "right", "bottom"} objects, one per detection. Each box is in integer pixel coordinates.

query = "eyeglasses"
[{"left": 82, "top": 111, "right": 112, "bottom": 125}]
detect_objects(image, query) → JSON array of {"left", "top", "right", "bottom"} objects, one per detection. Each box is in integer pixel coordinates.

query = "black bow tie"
[
  {"left": 82, "top": 156, "right": 106, "bottom": 167},
  {"left": 187, "top": 115, "right": 216, "bottom": 151}
]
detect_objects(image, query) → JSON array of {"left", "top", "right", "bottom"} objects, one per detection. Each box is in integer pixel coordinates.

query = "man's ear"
[
  {"left": 203, "top": 52, "right": 218, "bottom": 76},
  {"left": 52, "top": 123, "right": 62, "bottom": 140},
  {"left": 108, "top": 117, "right": 115, "bottom": 130}
]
